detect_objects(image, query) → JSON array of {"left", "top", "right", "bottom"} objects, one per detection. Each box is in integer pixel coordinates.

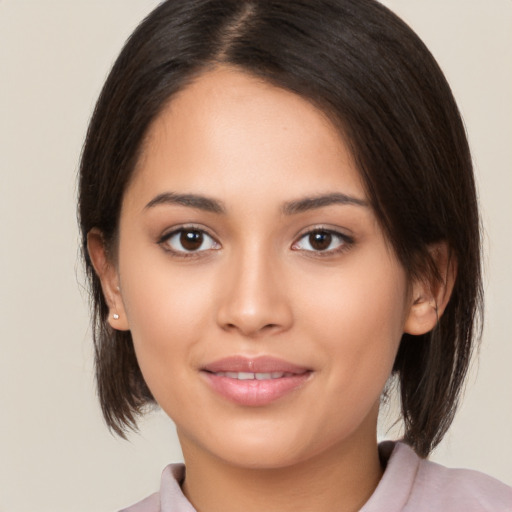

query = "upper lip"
[{"left": 202, "top": 356, "right": 311, "bottom": 374}]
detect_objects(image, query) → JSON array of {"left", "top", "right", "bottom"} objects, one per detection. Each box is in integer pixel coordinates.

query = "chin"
[{"left": 186, "top": 422, "right": 348, "bottom": 471}]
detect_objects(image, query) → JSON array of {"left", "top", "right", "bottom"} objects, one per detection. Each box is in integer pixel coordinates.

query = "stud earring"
[{"left": 113, "top": 313, "right": 119, "bottom": 320}]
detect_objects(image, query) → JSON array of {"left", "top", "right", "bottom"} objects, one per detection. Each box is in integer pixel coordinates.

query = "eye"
[
  {"left": 292, "top": 229, "right": 352, "bottom": 253},
  {"left": 160, "top": 228, "right": 220, "bottom": 254}
]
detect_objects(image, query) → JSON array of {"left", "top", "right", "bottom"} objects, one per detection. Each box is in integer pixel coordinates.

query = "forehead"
[{"left": 128, "top": 66, "right": 365, "bottom": 208}]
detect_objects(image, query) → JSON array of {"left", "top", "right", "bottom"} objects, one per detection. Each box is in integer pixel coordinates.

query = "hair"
[{"left": 78, "top": 0, "right": 482, "bottom": 458}]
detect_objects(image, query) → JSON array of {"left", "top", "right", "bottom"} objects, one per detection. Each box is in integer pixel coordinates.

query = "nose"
[{"left": 215, "top": 245, "right": 293, "bottom": 338}]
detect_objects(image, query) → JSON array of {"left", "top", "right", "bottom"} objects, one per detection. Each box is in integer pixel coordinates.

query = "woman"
[{"left": 78, "top": 0, "right": 512, "bottom": 510}]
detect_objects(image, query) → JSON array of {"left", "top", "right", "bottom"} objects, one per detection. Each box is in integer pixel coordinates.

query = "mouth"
[
  {"left": 201, "top": 356, "right": 312, "bottom": 406},
  {"left": 208, "top": 371, "right": 298, "bottom": 380}
]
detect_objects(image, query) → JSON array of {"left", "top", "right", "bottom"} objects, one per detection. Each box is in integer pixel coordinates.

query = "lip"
[
  {"left": 201, "top": 356, "right": 312, "bottom": 406},
  {"left": 203, "top": 356, "right": 310, "bottom": 374}
]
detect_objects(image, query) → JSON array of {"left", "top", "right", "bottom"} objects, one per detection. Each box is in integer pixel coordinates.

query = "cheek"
[
  {"left": 296, "top": 253, "right": 408, "bottom": 396},
  {"left": 124, "top": 273, "right": 205, "bottom": 342},
  {"left": 117, "top": 249, "right": 216, "bottom": 390}
]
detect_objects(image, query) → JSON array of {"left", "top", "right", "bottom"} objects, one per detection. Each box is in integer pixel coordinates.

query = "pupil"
[
  {"left": 310, "top": 231, "right": 331, "bottom": 251},
  {"left": 180, "top": 230, "right": 203, "bottom": 251}
]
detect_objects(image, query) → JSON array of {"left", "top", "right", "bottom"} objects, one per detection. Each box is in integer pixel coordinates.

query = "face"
[{"left": 107, "top": 67, "right": 415, "bottom": 469}]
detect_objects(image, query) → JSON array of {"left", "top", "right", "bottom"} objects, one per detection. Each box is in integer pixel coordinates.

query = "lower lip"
[{"left": 202, "top": 372, "right": 312, "bottom": 406}]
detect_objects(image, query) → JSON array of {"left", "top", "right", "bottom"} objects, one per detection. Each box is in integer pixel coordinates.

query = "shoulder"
[
  {"left": 412, "top": 451, "right": 512, "bottom": 511},
  {"left": 119, "top": 492, "right": 160, "bottom": 512},
  {"left": 369, "top": 441, "right": 512, "bottom": 512},
  {"left": 118, "top": 463, "right": 196, "bottom": 512}
]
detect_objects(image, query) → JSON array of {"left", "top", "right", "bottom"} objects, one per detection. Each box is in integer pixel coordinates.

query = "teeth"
[
  {"left": 255, "top": 372, "right": 272, "bottom": 380},
  {"left": 214, "top": 371, "right": 288, "bottom": 380}
]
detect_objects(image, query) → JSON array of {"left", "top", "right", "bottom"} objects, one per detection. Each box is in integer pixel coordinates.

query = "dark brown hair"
[{"left": 78, "top": 0, "right": 482, "bottom": 457}]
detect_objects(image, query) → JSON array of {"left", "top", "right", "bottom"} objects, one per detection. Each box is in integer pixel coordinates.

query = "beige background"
[{"left": 0, "top": 1, "right": 510, "bottom": 511}]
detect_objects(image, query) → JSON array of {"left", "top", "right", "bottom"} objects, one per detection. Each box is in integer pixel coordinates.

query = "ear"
[
  {"left": 87, "top": 228, "right": 130, "bottom": 331},
  {"left": 404, "top": 242, "right": 456, "bottom": 336}
]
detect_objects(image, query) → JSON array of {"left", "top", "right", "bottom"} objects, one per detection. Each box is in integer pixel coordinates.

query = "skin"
[{"left": 89, "top": 67, "right": 450, "bottom": 512}]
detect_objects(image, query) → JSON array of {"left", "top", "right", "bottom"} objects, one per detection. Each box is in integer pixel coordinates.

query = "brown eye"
[
  {"left": 309, "top": 231, "right": 332, "bottom": 251},
  {"left": 180, "top": 230, "right": 204, "bottom": 251},
  {"left": 292, "top": 229, "right": 351, "bottom": 253},
  {"left": 162, "top": 228, "right": 219, "bottom": 254}
]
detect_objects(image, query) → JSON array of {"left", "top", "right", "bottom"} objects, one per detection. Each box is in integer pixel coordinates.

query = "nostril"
[
  {"left": 215, "top": 272, "right": 294, "bottom": 336},
  {"left": 222, "top": 321, "right": 282, "bottom": 336}
]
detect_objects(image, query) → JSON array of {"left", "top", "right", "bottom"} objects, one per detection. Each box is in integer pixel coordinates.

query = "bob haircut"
[{"left": 78, "top": 0, "right": 482, "bottom": 458}]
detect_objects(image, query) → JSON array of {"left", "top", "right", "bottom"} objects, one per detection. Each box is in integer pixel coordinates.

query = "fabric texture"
[{"left": 119, "top": 442, "right": 512, "bottom": 512}]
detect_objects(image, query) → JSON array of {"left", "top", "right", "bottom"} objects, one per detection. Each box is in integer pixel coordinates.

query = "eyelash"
[
  {"left": 158, "top": 226, "right": 354, "bottom": 258},
  {"left": 291, "top": 228, "right": 354, "bottom": 256},
  {"left": 158, "top": 225, "right": 220, "bottom": 258}
]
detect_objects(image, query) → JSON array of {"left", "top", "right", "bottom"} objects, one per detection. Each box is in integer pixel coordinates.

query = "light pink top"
[{"left": 120, "top": 442, "right": 512, "bottom": 511}]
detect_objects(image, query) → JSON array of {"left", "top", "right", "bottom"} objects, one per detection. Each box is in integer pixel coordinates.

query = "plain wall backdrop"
[{"left": 0, "top": 1, "right": 511, "bottom": 511}]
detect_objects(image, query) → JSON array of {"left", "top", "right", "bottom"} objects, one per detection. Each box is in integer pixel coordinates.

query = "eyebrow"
[
  {"left": 144, "top": 191, "right": 368, "bottom": 215},
  {"left": 282, "top": 193, "right": 369, "bottom": 215},
  {"left": 144, "top": 192, "right": 226, "bottom": 214}
]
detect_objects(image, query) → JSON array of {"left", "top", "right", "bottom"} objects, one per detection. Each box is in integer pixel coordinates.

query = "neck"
[{"left": 180, "top": 429, "right": 383, "bottom": 512}]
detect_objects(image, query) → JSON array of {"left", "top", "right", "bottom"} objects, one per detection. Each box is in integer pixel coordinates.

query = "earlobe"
[
  {"left": 404, "top": 242, "right": 456, "bottom": 336},
  {"left": 87, "top": 229, "right": 130, "bottom": 331}
]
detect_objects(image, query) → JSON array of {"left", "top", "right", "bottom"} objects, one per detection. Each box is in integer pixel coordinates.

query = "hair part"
[{"left": 78, "top": 0, "right": 482, "bottom": 456}]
